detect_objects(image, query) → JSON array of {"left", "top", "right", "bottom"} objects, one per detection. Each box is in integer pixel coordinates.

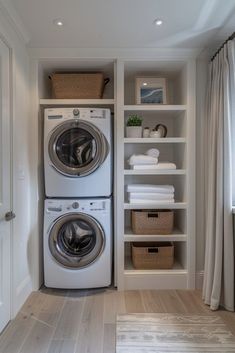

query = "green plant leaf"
[{"left": 126, "top": 114, "right": 142, "bottom": 126}]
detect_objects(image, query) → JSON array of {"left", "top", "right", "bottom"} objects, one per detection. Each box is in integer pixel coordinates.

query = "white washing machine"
[
  {"left": 44, "top": 107, "right": 112, "bottom": 197},
  {"left": 43, "top": 198, "right": 112, "bottom": 289}
]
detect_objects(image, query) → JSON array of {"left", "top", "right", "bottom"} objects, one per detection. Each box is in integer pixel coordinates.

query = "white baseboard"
[{"left": 196, "top": 271, "right": 204, "bottom": 289}]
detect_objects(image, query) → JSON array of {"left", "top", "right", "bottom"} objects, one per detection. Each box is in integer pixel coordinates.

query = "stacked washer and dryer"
[{"left": 43, "top": 108, "right": 112, "bottom": 288}]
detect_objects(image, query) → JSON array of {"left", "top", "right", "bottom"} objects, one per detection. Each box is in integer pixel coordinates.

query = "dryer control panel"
[{"left": 45, "top": 199, "right": 108, "bottom": 214}]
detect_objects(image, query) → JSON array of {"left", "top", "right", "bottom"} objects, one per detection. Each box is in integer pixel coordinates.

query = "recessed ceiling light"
[
  {"left": 143, "top": 82, "right": 148, "bottom": 86},
  {"left": 154, "top": 19, "right": 163, "bottom": 26},
  {"left": 53, "top": 19, "right": 64, "bottom": 27}
]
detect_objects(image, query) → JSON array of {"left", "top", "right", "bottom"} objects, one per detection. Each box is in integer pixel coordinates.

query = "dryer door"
[
  {"left": 48, "top": 213, "right": 105, "bottom": 269},
  {"left": 48, "top": 119, "right": 108, "bottom": 177}
]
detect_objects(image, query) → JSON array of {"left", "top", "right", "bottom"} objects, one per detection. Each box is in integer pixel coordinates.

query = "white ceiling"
[{"left": 7, "top": 0, "right": 235, "bottom": 49}]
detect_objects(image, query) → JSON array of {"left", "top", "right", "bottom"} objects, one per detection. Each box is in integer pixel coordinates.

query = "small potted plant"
[{"left": 126, "top": 114, "right": 143, "bottom": 138}]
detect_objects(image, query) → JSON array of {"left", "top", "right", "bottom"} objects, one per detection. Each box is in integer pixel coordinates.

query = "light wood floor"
[{"left": 0, "top": 287, "right": 234, "bottom": 353}]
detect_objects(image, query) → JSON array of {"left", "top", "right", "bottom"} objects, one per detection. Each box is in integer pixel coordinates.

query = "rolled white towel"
[
  {"left": 145, "top": 148, "right": 160, "bottom": 159},
  {"left": 127, "top": 184, "right": 175, "bottom": 194},
  {"left": 128, "top": 198, "right": 175, "bottom": 204},
  {"left": 131, "top": 162, "right": 176, "bottom": 170},
  {"left": 128, "top": 154, "right": 158, "bottom": 166}
]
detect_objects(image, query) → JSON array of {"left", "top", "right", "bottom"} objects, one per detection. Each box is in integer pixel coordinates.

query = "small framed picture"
[{"left": 135, "top": 77, "right": 167, "bottom": 104}]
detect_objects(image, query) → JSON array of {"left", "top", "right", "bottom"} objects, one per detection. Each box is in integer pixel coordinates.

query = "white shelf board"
[
  {"left": 124, "top": 104, "right": 186, "bottom": 111},
  {"left": 124, "top": 169, "right": 186, "bottom": 175},
  {"left": 40, "top": 99, "right": 115, "bottom": 106},
  {"left": 124, "top": 137, "right": 186, "bottom": 143},
  {"left": 124, "top": 228, "right": 187, "bottom": 242},
  {"left": 124, "top": 202, "right": 187, "bottom": 210}
]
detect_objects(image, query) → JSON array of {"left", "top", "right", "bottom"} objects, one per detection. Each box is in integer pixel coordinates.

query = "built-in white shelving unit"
[
  {"left": 36, "top": 55, "right": 195, "bottom": 291},
  {"left": 116, "top": 58, "right": 196, "bottom": 290}
]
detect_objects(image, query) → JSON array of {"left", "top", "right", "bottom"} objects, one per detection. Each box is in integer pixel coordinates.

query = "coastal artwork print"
[{"left": 140, "top": 86, "right": 163, "bottom": 104}]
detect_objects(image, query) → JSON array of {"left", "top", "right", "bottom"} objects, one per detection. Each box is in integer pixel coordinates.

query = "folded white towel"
[
  {"left": 127, "top": 184, "right": 175, "bottom": 194},
  {"left": 129, "top": 192, "right": 174, "bottom": 200},
  {"left": 145, "top": 148, "right": 160, "bottom": 159},
  {"left": 131, "top": 162, "right": 176, "bottom": 170},
  {"left": 128, "top": 198, "right": 175, "bottom": 204},
  {"left": 128, "top": 154, "right": 158, "bottom": 166}
]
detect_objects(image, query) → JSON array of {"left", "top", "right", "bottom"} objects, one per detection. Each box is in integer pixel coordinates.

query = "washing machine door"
[
  {"left": 48, "top": 213, "right": 105, "bottom": 269},
  {"left": 48, "top": 119, "right": 108, "bottom": 177}
]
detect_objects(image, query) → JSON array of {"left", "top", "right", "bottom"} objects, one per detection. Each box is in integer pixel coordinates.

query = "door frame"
[{"left": 0, "top": 31, "right": 14, "bottom": 322}]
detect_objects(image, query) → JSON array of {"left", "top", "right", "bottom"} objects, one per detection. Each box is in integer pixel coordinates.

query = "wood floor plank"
[
  {"left": 104, "top": 288, "right": 126, "bottom": 324},
  {"left": 0, "top": 312, "right": 35, "bottom": 353},
  {"left": 21, "top": 289, "right": 67, "bottom": 328},
  {"left": 53, "top": 299, "right": 84, "bottom": 340},
  {"left": 47, "top": 339, "right": 76, "bottom": 353},
  {"left": 20, "top": 291, "right": 48, "bottom": 318},
  {"left": 150, "top": 290, "right": 187, "bottom": 313},
  {"left": 124, "top": 291, "right": 145, "bottom": 313},
  {"left": 103, "top": 324, "right": 115, "bottom": 353},
  {"left": 19, "top": 319, "right": 54, "bottom": 353},
  {"left": 37, "top": 291, "right": 66, "bottom": 327},
  {"left": 175, "top": 290, "right": 210, "bottom": 314},
  {"left": 140, "top": 290, "right": 165, "bottom": 313},
  {"left": 75, "top": 291, "right": 104, "bottom": 353}
]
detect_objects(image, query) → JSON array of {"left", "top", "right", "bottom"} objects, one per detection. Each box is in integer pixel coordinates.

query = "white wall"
[{"left": 0, "top": 8, "right": 32, "bottom": 316}]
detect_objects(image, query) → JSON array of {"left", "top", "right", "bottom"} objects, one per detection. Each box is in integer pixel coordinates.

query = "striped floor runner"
[{"left": 116, "top": 314, "right": 235, "bottom": 352}]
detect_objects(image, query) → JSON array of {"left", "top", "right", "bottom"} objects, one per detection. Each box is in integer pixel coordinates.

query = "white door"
[{"left": 0, "top": 37, "right": 12, "bottom": 333}]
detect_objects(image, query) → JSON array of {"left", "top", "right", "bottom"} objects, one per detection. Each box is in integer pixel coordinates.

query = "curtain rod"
[{"left": 211, "top": 32, "right": 235, "bottom": 61}]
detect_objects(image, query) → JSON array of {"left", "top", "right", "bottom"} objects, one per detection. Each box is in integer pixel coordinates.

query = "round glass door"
[
  {"left": 49, "top": 213, "right": 105, "bottom": 268},
  {"left": 48, "top": 120, "right": 108, "bottom": 177}
]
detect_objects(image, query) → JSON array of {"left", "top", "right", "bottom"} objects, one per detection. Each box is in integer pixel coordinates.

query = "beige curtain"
[{"left": 202, "top": 39, "right": 235, "bottom": 311}]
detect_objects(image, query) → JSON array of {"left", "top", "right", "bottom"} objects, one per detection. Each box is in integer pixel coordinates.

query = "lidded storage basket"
[
  {"left": 50, "top": 72, "right": 109, "bottom": 99},
  {"left": 131, "top": 210, "right": 174, "bottom": 235},
  {"left": 132, "top": 242, "right": 174, "bottom": 269}
]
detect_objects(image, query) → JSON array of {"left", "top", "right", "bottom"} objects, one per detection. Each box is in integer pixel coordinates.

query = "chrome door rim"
[
  {"left": 48, "top": 119, "right": 108, "bottom": 177},
  {"left": 48, "top": 213, "right": 105, "bottom": 269}
]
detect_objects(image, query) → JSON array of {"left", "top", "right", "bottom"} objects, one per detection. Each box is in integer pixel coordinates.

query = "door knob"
[{"left": 5, "top": 211, "right": 16, "bottom": 221}]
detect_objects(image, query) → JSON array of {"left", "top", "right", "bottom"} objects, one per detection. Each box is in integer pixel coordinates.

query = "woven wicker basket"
[
  {"left": 132, "top": 242, "right": 174, "bottom": 269},
  {"left": 50, "top": 73, "right": 110, "bottom": 99},
  {"left": 131, "top": 210, "right": 174, "bottom": 235}
]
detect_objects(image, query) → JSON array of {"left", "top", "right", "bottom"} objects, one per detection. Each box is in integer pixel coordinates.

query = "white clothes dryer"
[
  {"left": 44, "top": 107, "right": 112, "bottom": 197},
  {"left": 43, "top": 198, "right": 112, "bottom": 289}
]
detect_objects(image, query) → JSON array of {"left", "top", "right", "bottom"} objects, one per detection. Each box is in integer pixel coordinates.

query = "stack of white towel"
[
  {"left": 128, "top": 148, "right": 176, "bottom": 170},
  {"left": 127, "top": 184, "right": 175, "bottom": 204}
]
